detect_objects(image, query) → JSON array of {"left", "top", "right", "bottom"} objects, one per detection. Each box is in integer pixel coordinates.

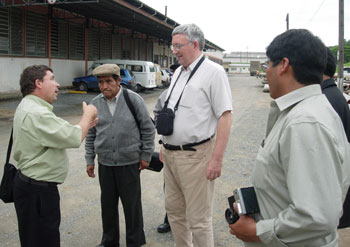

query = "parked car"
[
  {"left": 88, "top": 59, "right": 157, "bottom": 92},
  {"left": 154, "top": 63, "right": 163, "bottom": 88},
  {"left": 161, "top": 69, "right": 170, "bottom": 87},
  {"left": 165, "top": 68, "right": 173, "bottom": 81},
  {"left": 262, "top": 84, "right": 270, "bottom": 93},
  {"left": 344, "top": 92, "right": 350, "bottom": 109},
  {"left": 344, "top": 67, "right": 350, "bottom": 81},
  {"left": 72, "top": 68, "right": 136, "bottom": 92},
  {"left": 120, "top": 69, "right": 137, "bottom": 91}
]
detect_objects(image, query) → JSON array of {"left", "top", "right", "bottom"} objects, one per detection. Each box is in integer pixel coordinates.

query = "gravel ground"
[{"left": 1, "top": 74, "right": 349, "bottom": 247}]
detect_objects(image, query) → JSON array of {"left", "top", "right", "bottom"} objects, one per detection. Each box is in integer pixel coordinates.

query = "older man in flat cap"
[{"left": 84, "top": 64, "right": 155, "bottom": 247}]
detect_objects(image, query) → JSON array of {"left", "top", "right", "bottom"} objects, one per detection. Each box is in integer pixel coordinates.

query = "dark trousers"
[
  {"left": 339, "top": 188, "right": 350, "bottom": 228},
  {"left": 164, "top": 213, "right": 169, "bottom": 224},
  {"left": 98, "top": 163, "right": 146, "bottom": 247},
  {"left": 13, "top": 173, "right": 60, "bottom": 247}
]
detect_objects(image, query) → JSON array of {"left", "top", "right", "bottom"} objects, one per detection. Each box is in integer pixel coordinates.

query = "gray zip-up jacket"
[{"left": 85, "top": 88, "right": 155, "bottom": 166}]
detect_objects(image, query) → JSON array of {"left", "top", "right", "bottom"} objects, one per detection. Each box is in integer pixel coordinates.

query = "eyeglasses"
[{"left": 170, "top": 42, "right": 192, "bottom": 51}]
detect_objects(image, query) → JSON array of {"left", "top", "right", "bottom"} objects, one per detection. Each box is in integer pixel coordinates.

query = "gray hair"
[{"left": 172, "top": 24, "right": 205, "bottom": 51}]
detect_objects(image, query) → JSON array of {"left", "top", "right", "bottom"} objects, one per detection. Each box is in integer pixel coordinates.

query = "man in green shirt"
[{"left": 13, "top": 65, "right": 98, "bottom": 247}]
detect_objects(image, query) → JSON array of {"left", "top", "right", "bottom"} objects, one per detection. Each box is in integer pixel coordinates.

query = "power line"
[{"left": 308, "top": 0, "right": 327, "bottom": 25}]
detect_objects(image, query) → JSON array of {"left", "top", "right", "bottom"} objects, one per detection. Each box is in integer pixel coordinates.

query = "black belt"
[
  {"left": 162, "top": 138, "right": 211, "bottom": 151},
  {"left": 18, "top": 171, "right": 58, "bottom": 187}
]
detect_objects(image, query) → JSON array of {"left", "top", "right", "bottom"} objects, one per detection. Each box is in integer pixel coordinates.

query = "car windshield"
[{"left": 129, "top": 70, "right": 135, "bottom": 77}]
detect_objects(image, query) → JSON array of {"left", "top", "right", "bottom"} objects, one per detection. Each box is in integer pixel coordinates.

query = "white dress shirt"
[{"left": 162, "top": 54, "right": 232, "bottom": 145}]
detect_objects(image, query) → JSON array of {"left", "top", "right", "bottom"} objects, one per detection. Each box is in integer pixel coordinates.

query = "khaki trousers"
[{"left": 161, "top": 139, "right": 215, "bottom": 247}]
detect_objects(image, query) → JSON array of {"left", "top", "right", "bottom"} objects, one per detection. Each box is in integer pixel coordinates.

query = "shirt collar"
[
  {"left": 274, "top": 84, "right": 322, "bottom": 112},
  {"left": 102, "top": 89, "right": 121, "bottom": 102},
  {"left": 321, "top": 78, "right": 336, "bottom": 90},
  {"left": 27, "top": 94, "right": 54, "bottom": 111},
  {"left": 182, "top": 54, "right": 204, "bottom": 72}
]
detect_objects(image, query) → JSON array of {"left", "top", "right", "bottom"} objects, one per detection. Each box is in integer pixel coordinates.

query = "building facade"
[{"left": 0, "top": 0, "right": 224, "bottom": 96}]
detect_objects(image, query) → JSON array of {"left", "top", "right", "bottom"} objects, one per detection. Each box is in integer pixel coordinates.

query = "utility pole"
[
  {"left": 338, "top": 0, "right": 344, "bottom": 92},
  {"left": 165, "top": 5, "right": 167, "bottom": 17},
  {"left": 247, "top": 46, "right": 249, "bottom": 63},
  {"left": 286, "top": 13, "right": 289, "bottom": 30}
]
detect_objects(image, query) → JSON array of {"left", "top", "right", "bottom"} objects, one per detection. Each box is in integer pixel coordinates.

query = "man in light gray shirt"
[{"left": 229, "top": 29, "right": 350, "bottom": 246}]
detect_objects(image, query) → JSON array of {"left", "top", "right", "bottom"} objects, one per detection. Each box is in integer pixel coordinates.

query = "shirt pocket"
[
  {"left": 179, "top": 95, "right": 196, "bottom": 108},
  {"left": 253, "top": 145, "right": 274, "bottom": 191},
  {"left": 253, "top": 144, "right": 286, "bottom": 193},
  {"left": 179, "top": 87, "right": 198, "bottom": 108}
]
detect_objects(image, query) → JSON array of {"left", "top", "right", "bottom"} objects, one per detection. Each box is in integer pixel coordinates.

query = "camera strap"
[{"left": 164, "top": 55, "right": 205, "bottom": 111}]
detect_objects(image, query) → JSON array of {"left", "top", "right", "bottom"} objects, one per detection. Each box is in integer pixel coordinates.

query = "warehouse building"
[{"left": 0, "top": 0, "right": 224, "bottom": 96}]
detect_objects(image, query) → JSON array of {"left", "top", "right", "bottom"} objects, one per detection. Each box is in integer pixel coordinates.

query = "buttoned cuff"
[{"left": 256, "top": 219, "right": 287, "bottom": 247}]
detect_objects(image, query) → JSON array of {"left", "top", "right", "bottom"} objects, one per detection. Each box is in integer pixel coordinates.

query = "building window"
[
  {"left": 162, "top": 55, "right": 168, "bottom": 68},
  {"left": 133, "top": 39, "right": 139, "bottom": 60},
  {"left": 0, "top": 7, "right": 23, "bottom": 56},
  {"left": 69, "top": 22, "right": 84, "bottom": 60},
  {"left": 88, "top": 28, "right": 99, "bottom": 60},
  {"left": 112, "top": 34, "right": 122, "bottom": 59},
  {"left": 139, "top": 39, "right": 146, "bottom": 60},
  {"left": 26, "top": 11, "right": 47, "bottom": 57},
  {"left": 51, "top": 19, "right": 68, "bottom": 58},
  {"left": 100, "top": 30, "right": 111, "bottom": 59},
  {"left": 0, "top": 8, "right": 10, "bottom": 55},
  {"left": 122, "top": 35, "right": 131, "bottom": 59},
  {"left": 153, "top": 54, "right": 158, "bottom": 64},
  {"left": 147, "top": 41, "right": 152, "bottom": 61}
]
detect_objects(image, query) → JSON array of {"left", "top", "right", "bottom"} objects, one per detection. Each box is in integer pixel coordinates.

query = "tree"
[{"left": 329, "top": 39, "right": 350, "bottom": 63}]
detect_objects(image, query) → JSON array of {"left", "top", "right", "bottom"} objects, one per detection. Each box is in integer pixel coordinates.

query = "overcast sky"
[{"left": 142, "top": 0, "right": 349, "bottom": 53}]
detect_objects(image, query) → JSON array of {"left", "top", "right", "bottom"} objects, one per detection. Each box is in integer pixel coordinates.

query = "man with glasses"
[
  {"left": 158, "top": 23, "right": 233, "bottom": 247},
  {"left": 229, "top": 29, "right": 350, "bottom": 246}
]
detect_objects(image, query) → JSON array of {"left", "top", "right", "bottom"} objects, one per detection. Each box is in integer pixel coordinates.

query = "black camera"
[{"left": 225, "top": 187, "right": 260, "bottom": 224}]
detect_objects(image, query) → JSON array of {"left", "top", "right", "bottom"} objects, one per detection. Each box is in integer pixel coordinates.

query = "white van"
[
  {"left": 153, "top": 63, "right": 163, "bottom": 88},
  {"left": 89, "top": 59, "right": 157, "bottom": 92}
]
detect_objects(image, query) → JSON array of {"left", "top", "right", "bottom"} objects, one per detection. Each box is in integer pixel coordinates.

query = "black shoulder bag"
[
  {"left": 0, "top": 129, "right": 17, "bottom": 203},
  {"left": 123, "top": 89, "right": 163, "bottom": 172},
  {"left": 155, "top": 56, "right": 205, "bottom": 136}
]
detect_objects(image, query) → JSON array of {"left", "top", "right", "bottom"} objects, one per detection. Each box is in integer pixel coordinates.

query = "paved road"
[{"left": 0, "top": 74, "right": 349, "bottom": 246}]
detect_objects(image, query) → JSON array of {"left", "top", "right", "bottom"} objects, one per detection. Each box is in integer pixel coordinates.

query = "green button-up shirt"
[
  {"left": 13, "top": 94, "right": 82, "bottom": 183},
  {"left": 250, "top": 85, "right": 350, "bottom": 247}
]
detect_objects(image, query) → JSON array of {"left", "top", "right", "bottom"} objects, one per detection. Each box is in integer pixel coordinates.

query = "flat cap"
[{"left": 92, "top": 64, "right": 120, "bottom": 77}]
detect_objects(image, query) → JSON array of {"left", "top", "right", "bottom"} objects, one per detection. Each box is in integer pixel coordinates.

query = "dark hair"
[
  {"left": 20, "top": 65, "right": 53, "bottom": 97},
  {"left": 324, "top": 47, "right": 336, "bottom": 78},
  {"left": 266, "top": 29, "right": 327, "bottom": 85}
]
